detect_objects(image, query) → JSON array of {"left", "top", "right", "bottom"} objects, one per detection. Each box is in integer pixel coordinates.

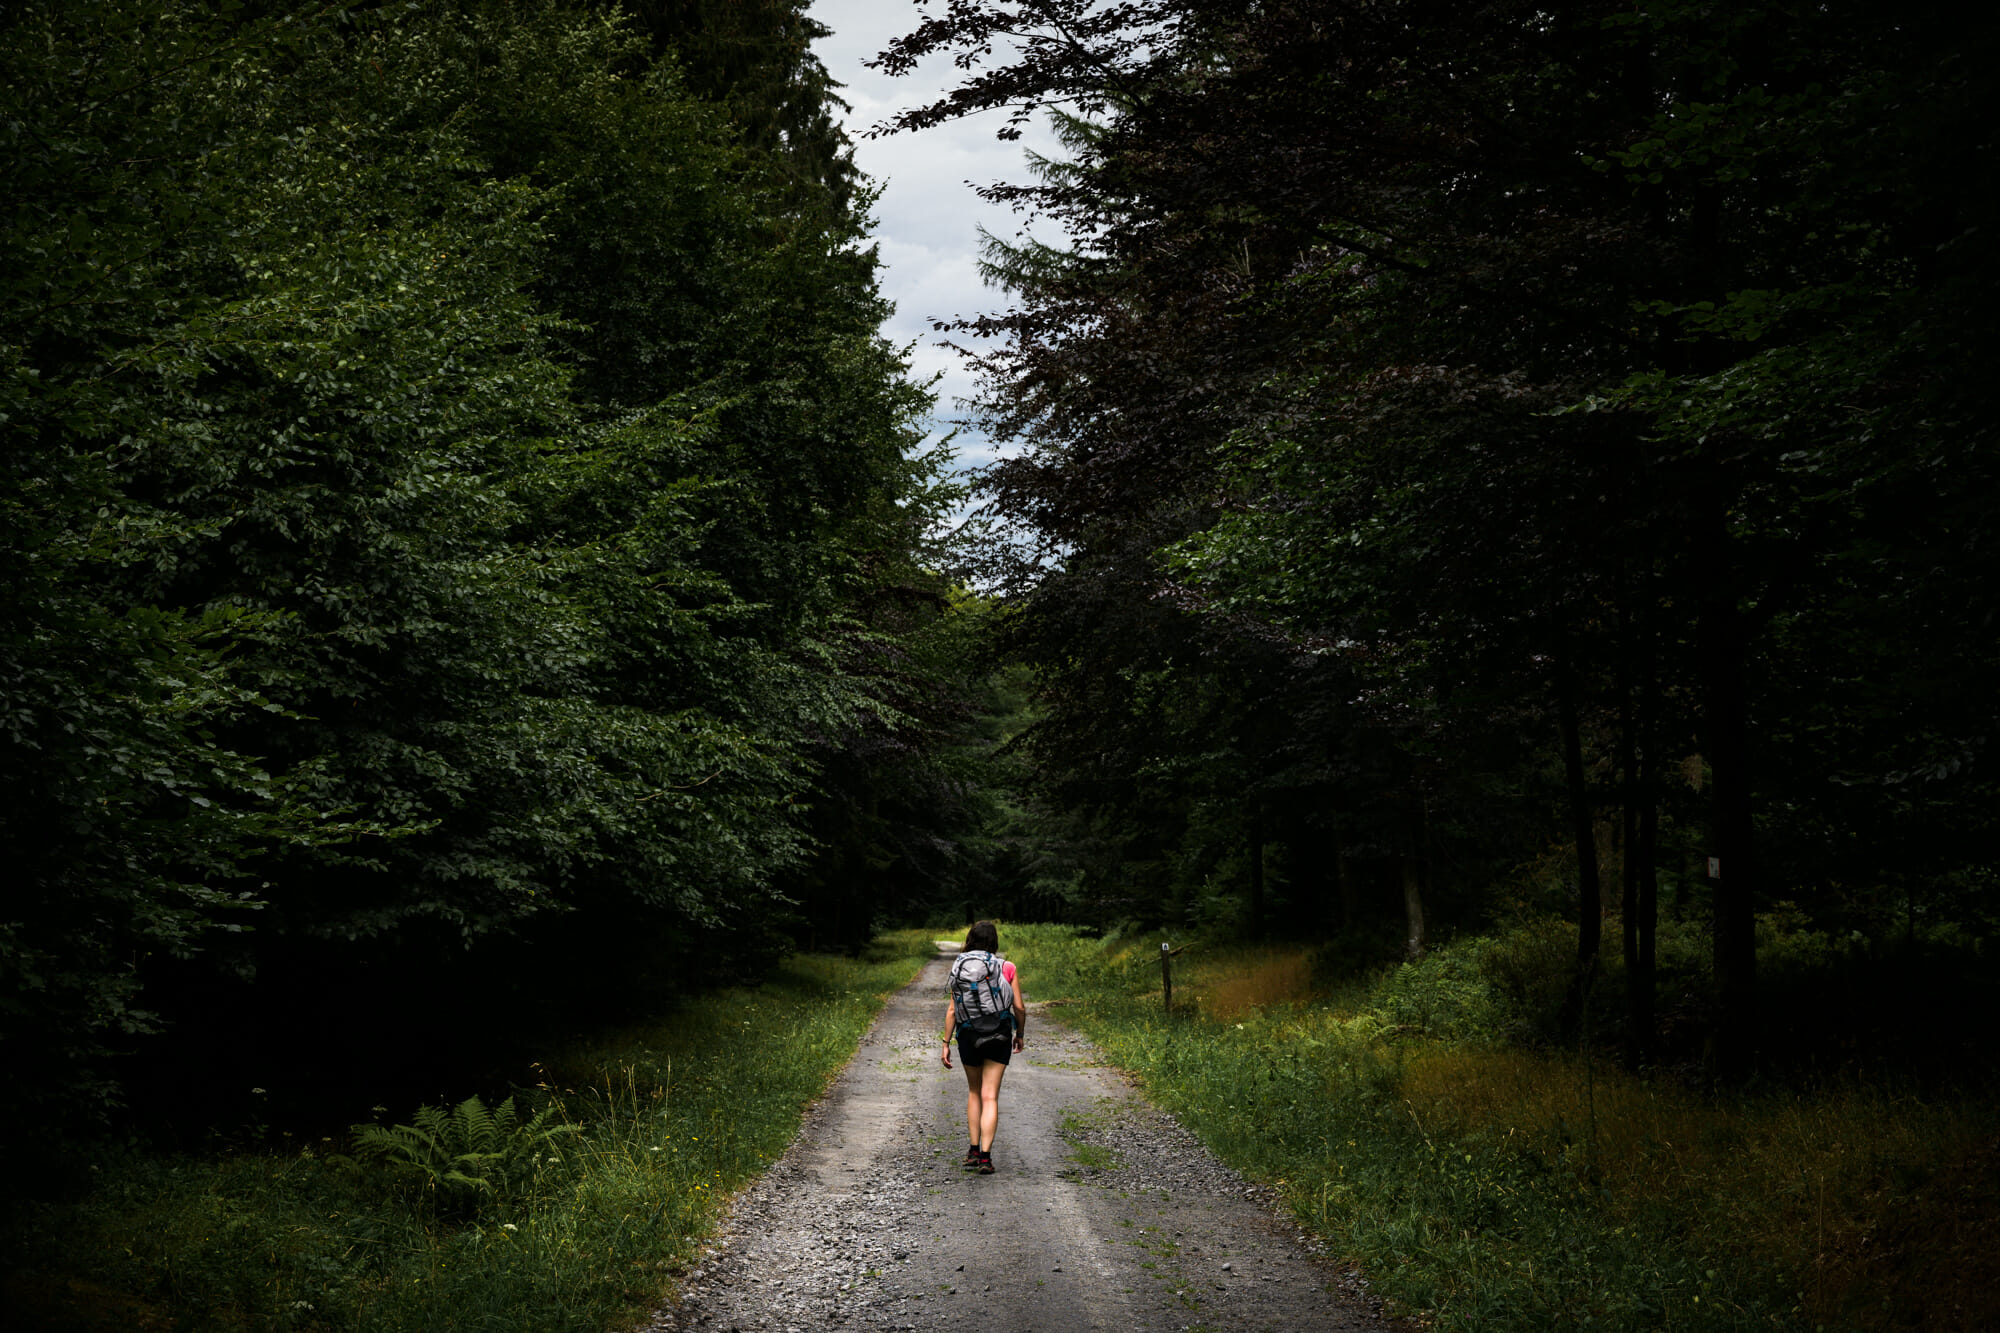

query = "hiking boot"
[
  {"left": 962, "top": 1144, "right": 981, "bottom": 1169},
  {"left": 976, "top": 1151, "right": 995, "bottom": 1174}
]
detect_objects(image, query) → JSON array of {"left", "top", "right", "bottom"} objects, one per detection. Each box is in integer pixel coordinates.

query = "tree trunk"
[
  {"left": 1558, "top": 657, "right": 1602, "bottom": 980},
  {"left": 1700, "top": 576, "right": 1757, "bottom": 1079},
  {"left": 1402, "top": 858, "right": 1427, "bottom": 961},
  {"left": 1619, "top": 661, "right": 1663, "bottom": 1066},
  {"left": 1402, "top": 800, "right": 1428, "bottom": 960},
  {"left": 1336, "top": 847, "right": 1356, "bottom": 934},
  {"left": 1619, "top": 641, "right": 1640, "bottom": 989},
  {"left": 1635, "top": 785, "right": 1659, "bottom": 1064},
  {"left": 1246, "top": 817, "right": 1265, "bottom": 938}
]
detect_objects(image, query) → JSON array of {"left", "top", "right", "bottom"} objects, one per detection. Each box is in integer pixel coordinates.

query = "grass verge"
[
  {"left": 1002, "top": 922, "right": 1999, "bottom": 1333},
  {"left": 1, "top": 930, "right": 937, "bottom": 1333}
]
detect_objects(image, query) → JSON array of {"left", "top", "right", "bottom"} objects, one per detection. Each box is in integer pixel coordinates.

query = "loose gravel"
[{"left": 640, "top": 946, "right": 1399, "bottom": 1333}]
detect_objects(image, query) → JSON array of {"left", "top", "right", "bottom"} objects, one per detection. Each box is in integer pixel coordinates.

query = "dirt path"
[{"left": 643, "top": 944, "right": 1396, "bottom": 1333}]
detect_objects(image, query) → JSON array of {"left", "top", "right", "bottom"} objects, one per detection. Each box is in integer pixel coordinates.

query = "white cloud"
[{"left": 810, "top": 0, "right": 1062, "bottom": 477}]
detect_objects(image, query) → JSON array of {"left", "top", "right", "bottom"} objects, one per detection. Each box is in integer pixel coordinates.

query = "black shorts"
[{"left": 957, "top": 1028, "right": 1013, "bottom": 1067}]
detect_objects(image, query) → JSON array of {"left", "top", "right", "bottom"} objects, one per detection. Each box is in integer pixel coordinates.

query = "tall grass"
[
  {"left": 1, "top": 931, "right": 937, "bottom": 1333},
  {"left": 1003, "top": 923, "right": 1999, "bottom": 1333}
]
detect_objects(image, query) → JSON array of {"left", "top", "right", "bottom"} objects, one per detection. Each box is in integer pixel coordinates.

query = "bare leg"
[
  {"left": 976, "top": 1059, "right": 1008, "bottom": 1152},
  {"left": 962, "top": 1059, "right": 983, "bottom": 1145}
]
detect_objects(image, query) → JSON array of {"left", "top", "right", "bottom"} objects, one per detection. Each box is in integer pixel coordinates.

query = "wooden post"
[{"left": 1161, "top": 941, "right": 1173, "bottom": 1015}]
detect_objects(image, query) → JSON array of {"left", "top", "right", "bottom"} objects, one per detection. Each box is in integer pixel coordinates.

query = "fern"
[{"left": 349, "top": 1094, "right": 577, "bottom": 1212}]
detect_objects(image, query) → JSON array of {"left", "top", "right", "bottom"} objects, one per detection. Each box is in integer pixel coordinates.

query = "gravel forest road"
[{"left": 643, "top": 944, "right": 1396, "bottom": 1333}]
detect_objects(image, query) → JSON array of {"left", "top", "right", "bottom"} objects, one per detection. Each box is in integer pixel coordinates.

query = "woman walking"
[{"left": 941, "top": 920, "right": 1026, "bottom": 1174}]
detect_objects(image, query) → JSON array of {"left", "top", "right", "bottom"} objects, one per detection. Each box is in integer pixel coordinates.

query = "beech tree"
[{"left": 2, "top": 0, "right": 954, "bottom": 1133}]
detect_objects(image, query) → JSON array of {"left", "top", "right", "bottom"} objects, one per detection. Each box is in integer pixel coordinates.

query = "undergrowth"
[
  {"left": 1004, "top": 922, "right": 2000, "bottom": 1333},
  {"left": 0, "top": 930, "right": 936, "bottom": 1333}
]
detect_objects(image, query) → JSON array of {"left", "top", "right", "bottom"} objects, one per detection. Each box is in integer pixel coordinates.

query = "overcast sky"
[{"left": 808, "top": 0, "right": 1061, "bottom": 475}]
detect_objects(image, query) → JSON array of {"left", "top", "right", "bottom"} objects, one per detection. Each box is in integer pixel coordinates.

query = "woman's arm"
[
  {"left": 1012, "top": 973, "right": 1027, "bottom": 1051},
  {"left": 941, "top": 995, "right": 956, "bottom": 1068}
]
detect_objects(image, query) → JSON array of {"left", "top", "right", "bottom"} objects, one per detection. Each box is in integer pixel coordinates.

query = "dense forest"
[
  {"left": 6, "top": 0, "right": 1998, "bottom": 1183},
  {"left": 0, "top": 0, "right": 1004, "bottom": 1150},
  {"left": 5, "top": 1, "right": 1999, "bottom": 1328},
  {"left": 884, "top": 0, "right": 2000, "bottom": 1079}
]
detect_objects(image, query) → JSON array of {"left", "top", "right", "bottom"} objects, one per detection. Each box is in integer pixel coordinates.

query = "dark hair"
[{"left": 964, "top": 919, "right": 999, "bottom": 953}]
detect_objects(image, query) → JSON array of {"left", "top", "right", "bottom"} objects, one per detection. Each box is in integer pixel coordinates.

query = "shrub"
[
  {"left": 1373, "top": 945, "right": 1503, "bottom": 1041},
  {"left": 347, "top": 1095, "right": 578, "bottom": 1215},
  {"left": 1471, "top": 915, "right": 1577, "bottom": 1042}
]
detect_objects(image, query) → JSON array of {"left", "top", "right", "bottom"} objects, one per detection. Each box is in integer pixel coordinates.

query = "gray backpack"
[{"left": 949, "top": 950, "right": 1015, "bottom": 1048}]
